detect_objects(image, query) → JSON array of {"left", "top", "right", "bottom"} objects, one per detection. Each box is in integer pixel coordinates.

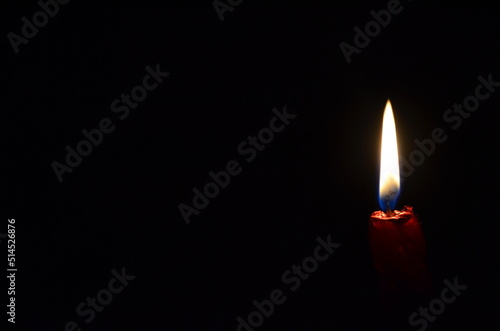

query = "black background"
[{"left": 2, "top": 1, "right": 499, "bottom": 330}]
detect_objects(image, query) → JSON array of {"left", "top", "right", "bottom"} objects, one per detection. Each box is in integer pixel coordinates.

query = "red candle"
[{"left": 370, "top": 100, "right": 430, "bottom": 308}]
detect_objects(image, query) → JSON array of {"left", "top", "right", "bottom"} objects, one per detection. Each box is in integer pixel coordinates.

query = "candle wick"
[{"left": 385, "top": 198, "right": 393, "bottom": 217}]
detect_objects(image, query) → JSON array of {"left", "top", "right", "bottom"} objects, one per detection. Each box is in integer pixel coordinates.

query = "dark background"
[{"left": 1, "top": 1, "right": 498, "bottom": 330}]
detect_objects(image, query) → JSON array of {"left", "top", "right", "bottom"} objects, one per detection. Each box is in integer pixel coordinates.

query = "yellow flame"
[{"left": 379, "top": 99, "right": 400, "bottom": 211}]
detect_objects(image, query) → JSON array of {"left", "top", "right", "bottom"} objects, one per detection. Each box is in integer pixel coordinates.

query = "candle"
[{"left": 369, "top": 100, "right": 431, "bottom": 310}]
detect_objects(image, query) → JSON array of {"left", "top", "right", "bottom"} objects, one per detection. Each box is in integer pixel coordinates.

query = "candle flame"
[{"left": 379, "top": 99, "right": 400, "bottom": 212}]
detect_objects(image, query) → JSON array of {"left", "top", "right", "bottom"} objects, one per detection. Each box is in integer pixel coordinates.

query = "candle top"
[{"left": 371, "top": 206, "right": 415, "bottom": 222}]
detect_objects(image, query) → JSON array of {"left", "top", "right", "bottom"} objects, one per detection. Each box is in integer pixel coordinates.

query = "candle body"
[{"left": 369, "top": 206, "right": 431, "bottom": 306}]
